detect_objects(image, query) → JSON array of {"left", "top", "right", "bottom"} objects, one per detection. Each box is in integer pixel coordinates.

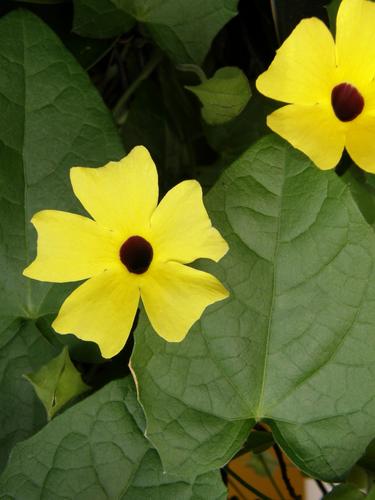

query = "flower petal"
[
  {"left": 140, "top": 261, "right": 228, "bottom": 342},
  {"left": 336, "top": 0, "right": 375, "bottom": 86},
  {"left": 150, "top": 180, "right": 228, "bottom": 264},
  {"left": 23, "top": 210, "right": 120, "bottom": 283},
  {"left": 70, "top": 146, "right": 158, "bottom": 234},
  {"left": 256, "top": 18, "right": 336, "bottom": 104},
  {"left": 345, "top": 114, "right": 375, "bottom": 173},
  {"left": 53, "top": 268, "right": 140, "bottom": 358},
  {"left": 267, "top": 104, "right": 346, "bottom": 169}
]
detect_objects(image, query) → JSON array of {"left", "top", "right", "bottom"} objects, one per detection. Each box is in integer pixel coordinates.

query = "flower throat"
[{"left": 120, "top": 236, "right": 153, "bottom": 274}]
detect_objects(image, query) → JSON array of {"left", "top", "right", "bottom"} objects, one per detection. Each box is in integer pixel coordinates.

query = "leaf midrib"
[{"left": 254, "top": 146, "right": 286, "bottom": 420}]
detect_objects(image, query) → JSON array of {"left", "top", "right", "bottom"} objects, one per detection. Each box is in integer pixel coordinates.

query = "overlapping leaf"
[
  {"left": 73, "top": 0, "right": 135, "bottom": 38},
  {"left": 0, "top": 9, "right": 123, "bottom": 470},
  {"left": 113, "top": 0, "right": 238, "bottom": 64},
  {"left": 131, "top": 134, "right": 375, "bottom": 481},
  {"left": 0, "top": 377, "right": 226, "bottom": 500}
]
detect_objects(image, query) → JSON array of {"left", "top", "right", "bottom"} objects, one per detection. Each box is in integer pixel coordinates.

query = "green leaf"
[
  {"left": 131, "top": 135, "right": 375, "bottom": 481},
  {"left": 341, "top": 165, "right": 375, "bottom": 228},
  {"left": 113, "top": 0, "right": 238, "bottom": 64},
  {"left": 73, "top": 0, "right": 135, "bottom": 38},
  {"left": 186, "top": 67, "right": 251, "bottom": 125},
  {"left": 204, "top": 86, "right": 278, "bottom": 162},
  {"left": 24, "top": 347, "right": 90, "bottom": 420},
  {"left": 326, "top": 0, "right": 341, "bottom": 35},
  {"left": 359, "top": 439, "right": 375, "bottom": 472},
  {"left": 0, "top": 377, "right": 226, "bottom": 500},
  {"left": 0, "top": 9, "right": 123, "bottom": 470},
  {"left": 0, "top": 319, "right": 58, "bottom": 472},
  {"left": 324, "top": 484, "right": 364, "bottom": 500}
]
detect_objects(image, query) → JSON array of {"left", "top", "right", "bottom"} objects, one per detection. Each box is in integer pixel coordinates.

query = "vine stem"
[
  {"left": 273, "top": 445, "right": 300, "bottom": 499},
  {"left": 226, "top": 466, "right": 273, "bottom": 500},
  {"left": 113, "top": 50, "right": 163, "bottom": 124}
]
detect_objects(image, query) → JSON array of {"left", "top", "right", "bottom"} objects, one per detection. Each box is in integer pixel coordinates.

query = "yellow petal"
[
  {"left": 256, "top": 18, "right": 336, "bottom": 104},
  {"left": 267, "top": 104, "right": 346, "bottom": 169},
  {"left": 150, "top": 180, "right": 228, "bottom": 264},
  {"left": 336, "top": 0, "right": 375, "bottom": 86},
  {"left": 70, "top": 146, "right": 158, "bottom": 234},
  {"left": 53, "top": 268, "right": 140, "bottom": 358},
  {"left": 23, "top": 210, "right": 120, "bottom": 283},
  {"left": 345, "top": 114, "right": 375, "bottom": 173},
  {"left": 140, "top": 261, "right": 228, "bottom": 342}
]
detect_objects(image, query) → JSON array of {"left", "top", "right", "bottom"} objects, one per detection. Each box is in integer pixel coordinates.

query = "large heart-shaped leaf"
[
  {"left": 131, "top": 134, "right": 375, "bottom": 481},
  {"left": 0, "top": 376, "right": 226, "bottom": 499},
  {"left": 0, "top": 9, "right": 123, "bottom": 470}
]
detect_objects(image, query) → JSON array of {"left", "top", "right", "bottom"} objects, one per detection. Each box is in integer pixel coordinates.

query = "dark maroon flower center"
[
  {"left": 331, "top": 83, "right": 364, "bottom": 122},
  {"left": 120, "top": 236, "right": 153, "bottom": 274}
]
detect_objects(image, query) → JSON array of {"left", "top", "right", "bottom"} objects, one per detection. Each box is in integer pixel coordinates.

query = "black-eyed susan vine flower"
[
  {"left": 23, "top": 147, "right": 229, "bottom": 358},
  {"left": 256, "top": 0, "right": 375, "bottom": 172}
]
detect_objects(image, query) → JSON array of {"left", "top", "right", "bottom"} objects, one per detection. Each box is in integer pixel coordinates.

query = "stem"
[
  {"left": 273, "top": 445, "right": 300, "bottom": 499},
  {"left": 113, "top": 50, "right": 163, "bottom": 123},
  {"left": 226, "top": 466, "right": 273, "bottom": 500},
  {"left": 315, "top": 480, "right": 328, "bottom": 495},
  {"left": 176, "top": 63, "right": 207, "bottom": 83},
  {"left": 259, "top": 453, "right": 285, "bottom": 500}
]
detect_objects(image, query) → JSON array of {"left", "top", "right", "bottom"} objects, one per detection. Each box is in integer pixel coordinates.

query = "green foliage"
[
  {"left": 25, "top": 346, "right": 90, "bottom": 419},
  {"left": 242, "top": 430, "right": 274, "bottom": 454},
  {"left": 0, "top": 320, "right": 58, "bottom": 472},
  {"left": 0, "top": 377, "right": 226, "bottom": 500},
  {"left": 186, "top": 67, "right": 251, "bottom": 125},
  {"left": 73, "top": 0, "right": 135, "bottom": 39},
  {"left": 325, "top": 484, "right": 365, "bottom": 500},
  {"left": 131, "top": 135, "right": 375, "bottom": 481},
  {"left": 0, "top": 8, "right": 123, "bottom": 470},
  {"left": 112, "top": 0, "right": 238, "bottom": 64},
  {"left": 1, "top": 0, "right": 375, "bottom": 496}
]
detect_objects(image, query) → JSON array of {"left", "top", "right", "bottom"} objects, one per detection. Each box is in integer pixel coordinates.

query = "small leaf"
[
  {"left": 24, "top": 347, "right": 90, "bottom": 420},
  {"left": 186, "top": 67, "right": 251, "bottom": 125},
  {"left": 73, "top": 0, "right": 135, "bottom": 39}
]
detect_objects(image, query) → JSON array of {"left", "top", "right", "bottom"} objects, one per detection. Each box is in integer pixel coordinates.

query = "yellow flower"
[
  {"left": 23, "top": 146, "right": 229, "bottom": 358},
  {"left": 256, "top": 0, "right": 375, "bottom": 172}
]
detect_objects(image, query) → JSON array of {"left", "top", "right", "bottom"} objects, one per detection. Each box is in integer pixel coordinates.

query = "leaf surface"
[
  {"left": 25, "top": 346, "right": 90, "bottom": 419},
  {"left": 131, "top": 134, "right": 375, "bottom": 481},
  {"left": 0, "top": 9, "right": 123, "bottom": 470},
  {"left": 113, "top": 0, "right": 238, "bottom": 64},
  {"left": 186, "top": 67, "right": 251, "bottom": 125},
  {"left": 0, "top": 377, "right": 226, "bottom": 500},
  {"left": 73, "top": 0, "right": 135, "bottom": 38}
]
